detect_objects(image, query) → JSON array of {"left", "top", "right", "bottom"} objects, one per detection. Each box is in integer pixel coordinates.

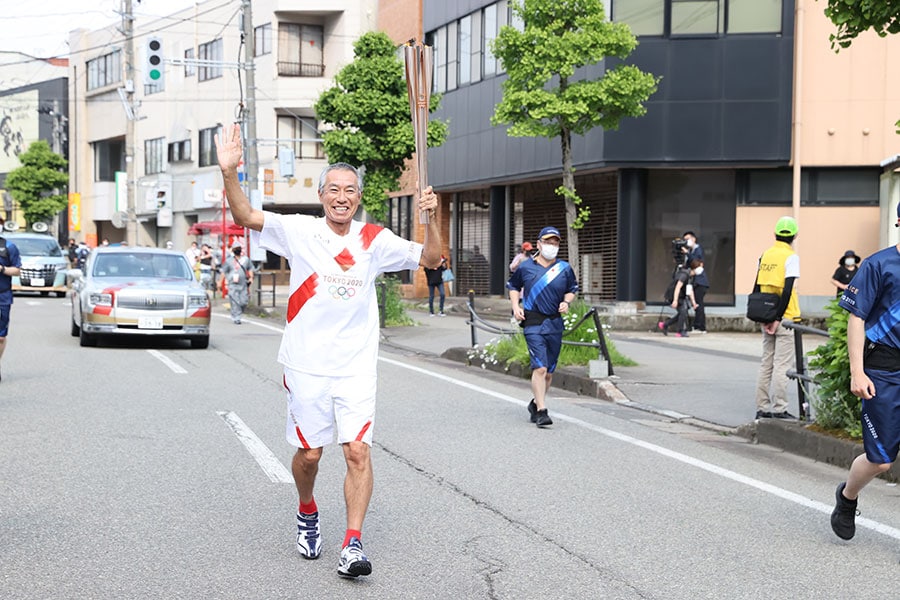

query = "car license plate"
[
  {"left": 30, "top": 278, "right": 45, "bottom": 287},
  {"left": 138, "top": 317, "right": 163, "bottom": 329}
]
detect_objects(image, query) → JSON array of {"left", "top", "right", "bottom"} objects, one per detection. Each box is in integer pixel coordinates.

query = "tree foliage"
[
  {"left": 491, "top": 0, "right": 658, "bottom": 263},
  {"left": 315, "top": 32, "right": 449, "bottom": 221},
  {"left": 4, "top": 140, "right": 68, "bottom": 226},
  {"left": 822, "top": 0, "right": 900, "bottom": 49}
]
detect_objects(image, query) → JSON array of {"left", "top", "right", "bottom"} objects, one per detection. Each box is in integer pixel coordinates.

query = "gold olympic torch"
[{"left": 404, "top": 40, "right": 433, "bottom": 224}]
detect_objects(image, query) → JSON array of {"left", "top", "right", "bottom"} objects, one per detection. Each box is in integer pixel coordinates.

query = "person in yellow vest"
[{"left": 754, "top": 216, "right": 800, "bottom": 419}]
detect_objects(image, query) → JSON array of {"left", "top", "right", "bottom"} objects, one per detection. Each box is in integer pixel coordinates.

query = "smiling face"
[{"left": 319, "top": 168, "right": 361, "bottom": 234}]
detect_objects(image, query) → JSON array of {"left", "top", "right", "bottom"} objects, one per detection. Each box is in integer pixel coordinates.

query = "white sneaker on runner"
[
  {"left": 337, "top": 537, "right": 371, "bottom": 577},
  {"left": 296, "top": 511, "right": 321, "bottom": 559}
]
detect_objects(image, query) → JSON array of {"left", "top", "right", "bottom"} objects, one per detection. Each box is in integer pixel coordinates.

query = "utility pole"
[
  {"left": 124, "top": 0, "right": 137, "bottom": 246},
  {"left": 241, "top": 0, "right": 259, "bottom": 207}
]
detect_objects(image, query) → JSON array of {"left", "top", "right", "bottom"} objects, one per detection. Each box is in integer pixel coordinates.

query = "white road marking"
[
  {"left": 217, "top": 411, "right": 293, "bottom": 483},
  {"left": 146, "top": 349, "right": 188, "bottom": 374},
  {"left": 213, "top": 312, "right": 285, "bottom": 333},
  {"left": 378, "top": 356, "right": 900, "bottom": 542}
]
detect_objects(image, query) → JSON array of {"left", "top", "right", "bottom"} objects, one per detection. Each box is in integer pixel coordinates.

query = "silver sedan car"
[{"left": 69, "top": 247, "right": 211, "bottom": 348}]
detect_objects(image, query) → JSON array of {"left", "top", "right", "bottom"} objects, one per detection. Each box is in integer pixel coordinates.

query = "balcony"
[{"left": 277, "top": 62, "right": 325, "bottom": 77}]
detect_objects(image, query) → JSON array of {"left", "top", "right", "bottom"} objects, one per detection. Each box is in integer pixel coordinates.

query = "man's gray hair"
[{"left": 317, "top": 163, "right": 364, "bottom": 195}]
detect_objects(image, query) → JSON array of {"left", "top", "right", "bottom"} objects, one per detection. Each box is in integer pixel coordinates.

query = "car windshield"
[
  {"left": 10, "top": 237, "right": 62, "bottom": 257},
  {"left": 91, "top": 253, "right": 193, "bottom": 280}
]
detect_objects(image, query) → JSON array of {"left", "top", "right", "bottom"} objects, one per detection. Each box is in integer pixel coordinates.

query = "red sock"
[
  {"left": 298, "top": 498, "right": 317, "bottom": 515},
  {"left": 342, "top": 529, "right": 362, "bottom": 547}
]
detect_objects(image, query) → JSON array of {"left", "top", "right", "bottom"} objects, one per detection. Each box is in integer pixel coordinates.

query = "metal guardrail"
[
  {"left": 465, "top": 290, "right": 614, "bottom": 377},
  {"left": 783, "top": 320, "right": 829, "bottom": 422}
]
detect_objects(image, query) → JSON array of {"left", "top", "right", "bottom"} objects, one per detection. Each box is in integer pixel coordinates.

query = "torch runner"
[{"left": 404, "top": 40, "right": 434, "bottom": 224}]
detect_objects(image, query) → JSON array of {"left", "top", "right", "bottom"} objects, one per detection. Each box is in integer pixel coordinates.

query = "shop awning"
[{"left": 188, "top": 220, "right": 245, "bottom": 235}]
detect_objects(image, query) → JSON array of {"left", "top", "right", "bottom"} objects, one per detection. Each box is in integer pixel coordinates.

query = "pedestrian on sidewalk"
[
  {"left": 658, "top": 260, "right": 698, "bottom": 338},
  {"left": 507, "top": 225, "right": 579, "bottom": 428},
  {"left": 424, "top": 255, "right": 447, "bottom": 316},
  {"left": 509, "top": 241, "right": 533, "bottom": 273},
  {"left": 682, "top": 231, "right": 709, "bottom": 333},
  {"left": 222, "top": 245, "right": 253, "bottom": 324},
  {"left": 753, "top": 216, "right": 800, "bottom": 420},
  {"left": 216, "top": 123, "right": 442, "bottom": 578},
  {"left": 830, "top": 249, "right": 860, "bottom": 297},
  {"left": 830, "top": 207, "right": 900, "bottom": 541}
]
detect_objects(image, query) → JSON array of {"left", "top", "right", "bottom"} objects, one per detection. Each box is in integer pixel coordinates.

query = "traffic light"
[{"left": 144, "top": 37, "right": 164, "bottom": 85}]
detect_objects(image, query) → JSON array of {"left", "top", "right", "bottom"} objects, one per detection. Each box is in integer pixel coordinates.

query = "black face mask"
[{"left": 0, "top": 236, "right": 7, "bottom": 260}]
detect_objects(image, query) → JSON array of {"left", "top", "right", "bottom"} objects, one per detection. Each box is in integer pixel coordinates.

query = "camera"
[{"left": 671, "top": 238, "right": 689, "bottom": 264}]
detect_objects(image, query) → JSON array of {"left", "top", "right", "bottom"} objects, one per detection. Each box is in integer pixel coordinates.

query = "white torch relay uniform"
[{"left": 255, "top": 212, "right": 422, "bottom": 448}]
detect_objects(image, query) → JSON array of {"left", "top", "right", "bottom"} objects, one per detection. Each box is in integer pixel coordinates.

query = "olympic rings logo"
[{"left": 329, "top": 285, "right": 356, "bottom": 300}]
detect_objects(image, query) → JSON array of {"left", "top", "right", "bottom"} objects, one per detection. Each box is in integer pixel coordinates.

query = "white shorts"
[{"left": 283, "top": 367, "right": 377, "bottom": 449}]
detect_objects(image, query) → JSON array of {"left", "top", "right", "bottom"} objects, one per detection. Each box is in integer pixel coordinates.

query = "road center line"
[
  {"left": 378, "top": 356, "right": 900, "bottom": 542},
  {"left": 217, "top": 411, "right": 293, "bottom": 483},
  {"left": 146, "top": 349, "right": 187, "bottom": 374}
]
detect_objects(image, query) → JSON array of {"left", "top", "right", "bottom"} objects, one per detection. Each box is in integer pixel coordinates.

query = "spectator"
[
  {"left": 658, "top": 260, "right": 699, "bottom": 337},
  {"left": 221, "top": 245, "right": 253, "bottom": 324},
  {"left": 509, "top": 241, "right": 534, "bottom": 272},
  {"left": 424, "top": 255, "right": 448, "bottom": 316},
  {"left": 830, "top": 249, "right": 860, "bottom": 297},
  {"left": 682, "top": 231, "right": 709, "bottom": 333},
  {"left": 754, "top": 216, "right": 800, "bottom": 420}
]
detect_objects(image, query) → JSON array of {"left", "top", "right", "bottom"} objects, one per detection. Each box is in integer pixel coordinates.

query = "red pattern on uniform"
[
  {"left": 334, "top": 248, "right": 355, "bottom": 271},
  {"left": 355, "top": 420, "right": 372, "bottom": 442},
  {"left": 360, "top": 223, "right": 384, "bottom": 250},
  {"left": 287, "top": 273, "right": 319, "bottom": 323},
  {"left": 295, "top": 426, "right": 311, "bottom": 449}
]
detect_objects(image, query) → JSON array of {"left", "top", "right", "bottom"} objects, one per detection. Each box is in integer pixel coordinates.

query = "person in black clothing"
[
  {"left": 830, "top": 249, "right": 860, "bottom": 297},
  {"left": 682, "top": 231, "right": 709, "bottom": 332},
  {"left": 424, "top": 255, "right": 447, "bottom": 316},
  {"left": 658, "top": 260, "right": 699, "bottom": 338}
]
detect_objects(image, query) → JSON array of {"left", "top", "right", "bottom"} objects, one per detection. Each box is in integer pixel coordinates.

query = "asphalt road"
[{"left": 3, "top": 295, "right": 900, "bottom": 599}]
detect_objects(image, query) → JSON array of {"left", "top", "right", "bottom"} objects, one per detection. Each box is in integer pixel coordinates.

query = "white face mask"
[
  {"left": 540, "top": 244, "right": 559, "bottom": 261},
  {"left": 686, "top": 239, "right": 695, "bottom": 248},
  {"left": 844, "top": 258, "right": 855, "bottom": 267}
]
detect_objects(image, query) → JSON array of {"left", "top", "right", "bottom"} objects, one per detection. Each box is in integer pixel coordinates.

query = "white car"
[
  {"left": 69, "top": 247, "right": 211, "bottom": 348},
  {"left": 7, "top": 232, "right": 69, "bottom": 297}
]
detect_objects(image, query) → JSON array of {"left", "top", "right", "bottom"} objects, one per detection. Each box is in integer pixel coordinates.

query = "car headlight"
[
  {"left": 88, "top": 292, "right": 113, "bottom": 306},
  {"left": 188, "top": 295, "right": 209, "bottom": 308}
]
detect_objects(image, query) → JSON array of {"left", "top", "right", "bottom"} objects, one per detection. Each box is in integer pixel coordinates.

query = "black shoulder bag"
[{"left": 746, "top": 262, "right": 781, "bottom": 323}]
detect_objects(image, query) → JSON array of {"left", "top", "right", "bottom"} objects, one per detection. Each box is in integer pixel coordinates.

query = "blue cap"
[{"left": 539, "top": 226, "right": 561, "bottom": 240}]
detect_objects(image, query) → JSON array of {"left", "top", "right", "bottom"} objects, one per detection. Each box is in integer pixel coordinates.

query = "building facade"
[
  {"left": 423, "top": 0, "right": 900, "bottom": 311},
  {"left": 67, "top": 0, "right": 375, "bottom": 269}
]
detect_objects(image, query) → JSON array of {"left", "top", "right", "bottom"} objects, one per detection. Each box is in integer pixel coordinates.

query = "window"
[
  {"left": 144, "top": 137, "right": 166, "bottom": 175},
  {"left": 728, "top": 0, "right": 781, "bottom": 33},
  {"left": 94, "top": 138, "right": 125, "bottom": 182},
  {"left": 255, "top": 23, "right": 272, "bottom": 56},
  {"left": 198, "top": 39, "right": 223, "bottom": 81},
  {"left": 199, "top": 126, "right": 220, "bottom": 167},
  {"left": 738, "top": 168, "right": 879, "bottom": 206},
  {"left": 276, "top": 115, "right": 324, "bottom": 160},
  {"left": 385, "top": 195, "right": 413, "bottom": 283},
  {"left": 446, "top": 21, "right": 458, "bottom": 91},
  {"left": 184, "top": 48, "right": 196, "bottom": 77},
  {"left": 483, "top": 3, "right": 498, "bottom": 76},
  {"left": 168, "top": 140, "right": 191, "bottom": 163},
  {"left": 87, "top": 50, "right": 122, "bottom": 91},
  {"left": 613, "top": 0, "right": 665, "bottom": 35},
  {"left": 429, "top": 27, "right": 447, "bottom": 93},
  {"left": 459, "top": 15, "right": 472, "bottom": 85},
  {"left": 278, "top": 23, "right": 324, "bottom": 77},
  {"left": 613, "top": 0, "right": 782, "bottom": 36},
  {"left": 144, "top": 79, "right": 164, "bottom": 95}
]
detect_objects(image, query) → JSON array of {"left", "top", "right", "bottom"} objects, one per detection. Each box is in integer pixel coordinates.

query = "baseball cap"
[
  {"left": 774, "top": 216, "right": 798, "bottom": 237},
  {"left": 522, "top": 241, "right": 533, "bottom": 251},
  {"left": 539, "top": 226, "right": 561, "bottom": 240}
]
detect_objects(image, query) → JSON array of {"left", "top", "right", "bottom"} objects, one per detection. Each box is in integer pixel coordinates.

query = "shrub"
[
  {"left": 378, "top": 276, "right": 415, "bottom": 327},
  {"left": 469, "top": 299, "right": 635, "bottom": 369},
  {"left": 808, "top": 298, "right": 862, "bottom": 438}
]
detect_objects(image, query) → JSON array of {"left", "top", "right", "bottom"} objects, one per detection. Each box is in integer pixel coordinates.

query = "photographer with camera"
[
  {"left": 682, "top": 231, "right": 708, "bottom": 333},
  {"left": 658, "top": 242, "right": 698, "bottom": 337},
  {"left": 0, "top": 216, "right": 22, "bottom": 383}
]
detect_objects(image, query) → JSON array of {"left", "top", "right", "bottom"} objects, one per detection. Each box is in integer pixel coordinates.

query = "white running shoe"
[
  {"left": 296, "top": 511, "right": 321, "bottom": 559},
  {"left": 337, "top": 537, "right": 372, "bottom": 577}
]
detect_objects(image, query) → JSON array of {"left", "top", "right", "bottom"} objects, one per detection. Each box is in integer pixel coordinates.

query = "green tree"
[
  {"left": 822, "top": 0, "right": 900, "bottom": 49},
  {"left": 491, "top": 0, "right": 658, "bottom": 264},
  {"left": 4, "top": 140, "right": 68, "bottom": 226},
  {"left": 315, "top": 31, "right": 448, "bottom": 222}
]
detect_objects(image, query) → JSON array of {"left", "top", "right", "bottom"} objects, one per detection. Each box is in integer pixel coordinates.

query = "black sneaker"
[
  {"left": 831, "top": 482, "right": 858, "bottom": 540},
  {"left": 527, "top": 399, "right": 538, "bottom": 423},
  {"left": 771, "top": 411, "right": 796, "bottom": 419},
  {"left": 755, "top": 410, "right": 773, "bottom": 419},
  {"left": 535, "top": 409, "right": 553, "bottom": 428}
]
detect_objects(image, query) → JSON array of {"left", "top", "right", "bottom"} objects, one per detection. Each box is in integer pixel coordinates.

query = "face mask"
[
  {"left": 686, "top": 239, "right": 695, "bottom": 248},
  {"left": 540, "top": 244, "right": 559, "bottom": 261},
  {"left": 844, "top": 258, "right": 855, "bottom": 267},
  {"left": 693, "top": 266, "right": 704, "bottom": 276}
]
